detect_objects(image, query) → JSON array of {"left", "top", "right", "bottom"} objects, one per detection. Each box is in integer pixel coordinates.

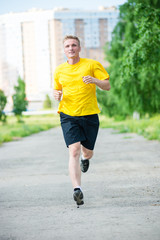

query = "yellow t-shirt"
[{"left": 54, "top": 58, "right": 109, "bottom": 116}]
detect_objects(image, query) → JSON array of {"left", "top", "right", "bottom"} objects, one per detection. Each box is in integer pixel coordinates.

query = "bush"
[
  {"left": 0, "top": 89, "right": 7, "bottom": 122},
  {"left": 12, "top": 77, "right": 28, "bottom": 122},
  {"left": 43, "top": 94, "right": 52, "bottom": 109}
]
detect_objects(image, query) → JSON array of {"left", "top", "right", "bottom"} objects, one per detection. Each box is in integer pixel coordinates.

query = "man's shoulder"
[
  {"left": 55, "top": 62, "right": 67, "bottom": 72},
  {"left": 81, "top": 58, "right": 100, "bottom": 66}
]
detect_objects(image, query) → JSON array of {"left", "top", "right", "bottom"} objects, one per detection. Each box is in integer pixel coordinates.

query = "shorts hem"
[{"left": 66, "top": 138, "right": 86, "bottom": 148}]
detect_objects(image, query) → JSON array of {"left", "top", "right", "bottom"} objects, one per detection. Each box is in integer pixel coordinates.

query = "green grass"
[
  {"left": 0, "top": 114, "right": 60, "bottom": 145},
  {"left": 0, "top": 113, "right": 160, "bottom": 145},
  {"left": 99, "top": 114, "right": 160, "bottom": 141}
]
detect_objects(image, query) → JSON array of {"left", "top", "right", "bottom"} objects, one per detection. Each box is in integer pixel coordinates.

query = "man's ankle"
[
  {"left": 81, "top": 154, "right": 88, "bottom": 160},
  {"left": 74, "top": 186, "right": 82, "bottom": 191}
]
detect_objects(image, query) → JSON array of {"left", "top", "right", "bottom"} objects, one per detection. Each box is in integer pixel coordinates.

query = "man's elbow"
[
  {"left": 106, "top": 85, "right": 111, "bottom": 91},
  {"left": 105, "top": 81, "right": 111, "bottom": 91},
  {"left": 103, "top": 79, "right": 111, "bottom": 91},
  {"left": 101, "top": 85, "right": 111, "bottom": 91}
]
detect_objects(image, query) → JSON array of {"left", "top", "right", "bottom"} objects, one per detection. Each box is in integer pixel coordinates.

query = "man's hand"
[
  {"left": 82, "top": 76, "right": 96, "bottom": 84},
  {"left": 54, "top": 90, "right": 62, "bottom": 101},
  {"left": 82, "top": 75, "right": 111, "bottom": 91}
]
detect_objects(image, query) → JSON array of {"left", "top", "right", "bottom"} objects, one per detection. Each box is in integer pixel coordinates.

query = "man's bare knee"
[{"left": 69, "top": 142, "right": 81, "bottom": 159}]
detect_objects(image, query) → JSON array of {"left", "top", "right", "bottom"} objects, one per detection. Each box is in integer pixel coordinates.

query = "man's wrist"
[{"left": 94, "top": 78, "right": 98, "bottom": 85}]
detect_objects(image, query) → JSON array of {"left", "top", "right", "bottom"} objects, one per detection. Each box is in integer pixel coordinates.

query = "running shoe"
[
  {"left": 80, "top": 159, "right": 89, "bottom": 173},
  {"left": 73, "top": 189, "right": 84, "bottom": 206}
]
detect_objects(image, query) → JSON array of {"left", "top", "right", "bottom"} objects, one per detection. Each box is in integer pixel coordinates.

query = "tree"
[
  {"left": 121, "top": 2, "right": 160, "bottom": 115},
  {"left": 12, "top": 77, "right": 28, "bottom": 122},
  {"left": 0, "top": 89, "right": 7, "bottom": 122},
  {"left": 98, "top": 0, "right": 160, "bottom": 117}
]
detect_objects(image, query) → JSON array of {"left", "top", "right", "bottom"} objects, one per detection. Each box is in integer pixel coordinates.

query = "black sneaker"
[
  {"left": 73, "top": 189, "right": 84, "bottom": 206},
  {"left": 80, "top": 159, "right": 89, "bottom": 173}
]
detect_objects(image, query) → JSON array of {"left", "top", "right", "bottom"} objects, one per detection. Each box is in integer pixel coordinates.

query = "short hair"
[{"left": 63, "top": 35, "right": 80, "bottom": 46}]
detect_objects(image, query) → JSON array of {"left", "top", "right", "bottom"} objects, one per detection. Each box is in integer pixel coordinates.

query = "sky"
[{"left": 0, "top": 0, "right": 127, "bottom": 15}]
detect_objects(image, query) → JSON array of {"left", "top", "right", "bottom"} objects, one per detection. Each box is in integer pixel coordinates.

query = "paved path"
[{"left": 0, "top": 127, "right": 160, "bottom": 240}]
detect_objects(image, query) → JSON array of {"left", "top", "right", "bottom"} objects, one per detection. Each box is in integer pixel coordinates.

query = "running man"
[{"left": 54, "top": 35, "right": 110, "bottom": 207}]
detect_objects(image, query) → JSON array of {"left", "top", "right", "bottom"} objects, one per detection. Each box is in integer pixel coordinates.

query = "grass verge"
[
  {"left": 0, "top": 114, "right": 60, "bottom": 145},
  {"left": 99, "top": 114, "right": 160, "bottom": 141},
  {"left": 0, "top": 113, "right": 160, "bottom": 145}
]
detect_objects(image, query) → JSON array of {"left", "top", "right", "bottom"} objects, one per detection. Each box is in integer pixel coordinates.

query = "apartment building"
[{"left": 0, "top": 7, "right": 119, "bottom": 110}]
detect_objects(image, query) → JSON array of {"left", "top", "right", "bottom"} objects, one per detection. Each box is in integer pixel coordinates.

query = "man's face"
[{"left": 63, "top": 39, "right": 81, "bottom": 59}]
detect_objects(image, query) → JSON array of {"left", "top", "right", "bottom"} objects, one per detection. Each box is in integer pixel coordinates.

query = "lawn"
[
  {"left": 0, "top": 113, "right": 160, "bottom": 145},
  {"left": 0, "top": 114, "right": 60, "bottom": 145},
  {"left": 99, "top": 114, "right": 160, "bottom": 141}
]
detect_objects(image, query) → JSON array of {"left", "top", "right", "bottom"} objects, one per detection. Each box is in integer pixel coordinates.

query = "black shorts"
[{"left": 60, "top": 112, "right": 99, "bottom": 150}]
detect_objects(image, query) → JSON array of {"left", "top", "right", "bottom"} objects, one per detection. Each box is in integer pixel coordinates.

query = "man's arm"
[
  {"left": 53, "top": 89, "right": 62, "bottom": 101},
  {"left": 82, "top": 76, "right": 111, "bottom": 91}
]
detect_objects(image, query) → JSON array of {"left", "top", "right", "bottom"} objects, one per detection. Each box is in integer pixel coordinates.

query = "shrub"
[
  {"left": 0, "top": 89, "right": 7, "bottom": 122},
  {"left": 12, "top": 77, "right": 28, "bottom": 122}
]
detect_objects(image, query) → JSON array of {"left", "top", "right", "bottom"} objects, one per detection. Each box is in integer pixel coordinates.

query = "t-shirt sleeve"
[
  {"left": 54, "top": 68, "right": 62, "bottom": 90},
  {"left": 93, "top": 61, "right": 110, "bottom": 80}
]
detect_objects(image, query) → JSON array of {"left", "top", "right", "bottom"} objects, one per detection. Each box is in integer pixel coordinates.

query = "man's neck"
[{"left": 67, "top": 56, "right": 80, "bottom": 65}]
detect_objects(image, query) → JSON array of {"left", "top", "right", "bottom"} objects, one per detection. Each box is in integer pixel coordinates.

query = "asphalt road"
[{"left": 0, "top": 127, "right": 160, "bottom": 240}]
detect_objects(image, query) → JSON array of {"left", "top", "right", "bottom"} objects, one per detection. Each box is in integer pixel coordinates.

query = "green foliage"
[
  {"left": 121, "top": 3, "right": 160, "bottom": 114},
  {"left": 98, "top": 0, "right": 160, "bottom": 117},
  {"left": 97, "top": 88, "right": 129, "bottom": 118},
  {"left": 12, "top": 77, "right": 28, "bottom": 122},
  {"left": 0, "top": 89, "right": 7, "bottom": 122},
  {"left": 43, "top": 94, "right": 52, "bottom": 109}
]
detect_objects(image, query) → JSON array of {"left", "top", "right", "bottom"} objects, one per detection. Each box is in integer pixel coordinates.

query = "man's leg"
[
  {"left": 81, "top": 145, "right": 93, "bottom": 159},
  {"left": 69, "top": 142, "right": 81, "bottom": 188},
  {"left": 69, "top": 142, "right": 84, "bottom": 206},
  {"left": 80, "top": 146, "right": 93, "bottom": 173}
]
